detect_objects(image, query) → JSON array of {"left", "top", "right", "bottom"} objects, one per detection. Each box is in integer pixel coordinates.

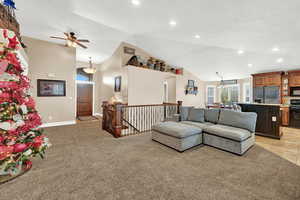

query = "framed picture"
[
  {"left": 37, "top": 79, "right": 66, "bottom": 97},
  {"left": 124, "top": 47, "right": 135, "bottom": 55},
  {"left": 188, "top": 80, "right": 195, "bottom": 87},
  {"left": 114, "top": 76, "right": 121, "bottom": 92}
]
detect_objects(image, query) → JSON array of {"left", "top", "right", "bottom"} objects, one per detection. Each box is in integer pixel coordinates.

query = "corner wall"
[
  {"left": 176, "top": 70, "right": 205, "bottom": 107},
  {"left": 23, "top": 37, "right": 76, "bottom": 124},
  {"left": 97, "top": 42, "right": 206, "bottom": 110}
]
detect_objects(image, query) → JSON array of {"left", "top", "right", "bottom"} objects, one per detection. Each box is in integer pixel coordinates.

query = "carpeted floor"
[{"left": 1, "top": 121, "right": 300, "bottom": 200}]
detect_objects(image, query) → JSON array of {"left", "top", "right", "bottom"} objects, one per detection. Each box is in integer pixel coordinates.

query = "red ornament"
[
  {"left": 6, "top": 52, "right": 22, "bottom": 72},
  {"left": 33, "top": 136, "right": 44, "bottom": 148},
  {"left": 8, "top": 36, "right": 19, "bottom": 49},
  {"left": 13, "top": 143, "right": 27, "bottom": 153}
]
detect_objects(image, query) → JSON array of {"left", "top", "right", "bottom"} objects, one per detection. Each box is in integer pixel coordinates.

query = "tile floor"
[{"left": 256, "top": 127, "right": 300, "bottom": 166}]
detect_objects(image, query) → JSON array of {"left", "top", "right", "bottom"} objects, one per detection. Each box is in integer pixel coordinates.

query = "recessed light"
[
  {"left": 195, "top": 34, "right": 200, "bottom": 39},
  {"left": 237, "top": 50, "right": 244, "bottom": 55},
  {"left": 248, "top": 64, "right": 253, "bottom": 68},
  {"left": 272, "top": 47, "right": 280, "bottom": 52},
  {"left": 169, "top": 20, "right": 177, "bottom": 27},
  {"left": 277, "top": 58, "right": 284, "bottom": 63},
  {"left": 131, "top": 0, "right": 140, "bottom": 6}
]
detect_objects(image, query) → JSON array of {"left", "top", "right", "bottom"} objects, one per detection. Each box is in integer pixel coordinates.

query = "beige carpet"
[{"left": 1, "top": 121, "right": 300, "bottom": 200}]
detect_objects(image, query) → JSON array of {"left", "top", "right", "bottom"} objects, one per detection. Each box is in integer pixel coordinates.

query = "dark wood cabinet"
[
  {"left": 288, "top": 70, "right": 300, "bottom": 87},
  {"left": 281, "top": 107, "right": 289, "bottom": 126},
  {"left": 239, "top": 104, "right": 281, "bottom": 139}
]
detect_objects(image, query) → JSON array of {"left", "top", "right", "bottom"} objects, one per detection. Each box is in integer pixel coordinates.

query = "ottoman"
[{"left": 152, "top": 121, "right": 202, "bottom": 152}]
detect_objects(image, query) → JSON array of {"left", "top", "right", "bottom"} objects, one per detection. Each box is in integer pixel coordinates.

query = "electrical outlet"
[
  {"left": 272, "top": 116, "right": 277, "bottom": 122},
  {"left": 48, "top": 116, "right": 53, "bottom": 120}
]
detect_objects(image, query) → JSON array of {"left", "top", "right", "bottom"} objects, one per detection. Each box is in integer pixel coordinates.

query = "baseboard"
[{"left": 40, "top": 120, "right": 76, "bottom": 128}]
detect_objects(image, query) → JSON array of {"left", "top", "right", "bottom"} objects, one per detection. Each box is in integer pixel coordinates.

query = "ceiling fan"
[{"left": 50, "top": 32, "right": 90, "bottom": 49}]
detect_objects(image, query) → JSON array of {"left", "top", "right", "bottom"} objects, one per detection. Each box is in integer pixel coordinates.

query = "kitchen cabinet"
[
  {"left": 254, "top": 76, "right": 265, "bottom": 87},
  {"left": 253, "top": 72, "right": 283, "bottom": 87},
  {"left": 281, "top": 75, "right": 289, "bottom": 97},
  {"left": 288, "top": 70, "right": 300, "bottom": 87},
  {"left": 281, "top": 107, "right": 289, "bottom": 126}
]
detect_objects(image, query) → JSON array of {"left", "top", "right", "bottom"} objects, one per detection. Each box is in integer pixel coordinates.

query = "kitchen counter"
[{"left": 239, "top": 103, "right": 290, "bottom": 107}]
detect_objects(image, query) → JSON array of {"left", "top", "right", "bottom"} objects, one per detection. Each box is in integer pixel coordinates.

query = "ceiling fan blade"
[
  {"left": 75, "top": 41, "right": 88, "bottom": 49},
  {"left": 50, "top": 36, "right": 67, "bottom": 40},
  {"left": 77, "top": 39, "right": 90, "bottom": 43}
]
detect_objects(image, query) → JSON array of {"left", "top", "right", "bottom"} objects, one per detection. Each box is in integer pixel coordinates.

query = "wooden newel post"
[
  {"left": 177, "top": 101, "right": 183, "bottom": 114},
  {"left": 114, "top": 103, "right": 123, "bottom": 138},
  {"left": 102, "top": 101, "right": 109, "bottom": 130}
]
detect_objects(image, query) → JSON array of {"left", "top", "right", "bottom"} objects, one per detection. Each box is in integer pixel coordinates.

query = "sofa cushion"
[
  {"left": 181, "top": 121, "right": 214, "bottom": 131},
  {"left": 204, "top": 109, "right": 220, "bottom": 124},
  {"left": 152, "top": 122, "right": 202, "bottom": 139},
  {"left": 218, "top": 109, "right": 257, "bottom": 132},
  {"left": 180, "top": 106, "right": 193, "bottom": 121},
  {"left": 187, "top": 108, "right": 205, "bottom": 123},
  {"left": 204, "top": 124, "right": 252, "bottom": 142}
]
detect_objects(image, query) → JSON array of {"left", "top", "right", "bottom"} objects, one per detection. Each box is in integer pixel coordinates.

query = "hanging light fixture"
[
  {"left": 83, "top": 57, "right": 97, "bottom": 74},
  {"left": 216, "top": 72, "right": 225, "bottom": 89}
]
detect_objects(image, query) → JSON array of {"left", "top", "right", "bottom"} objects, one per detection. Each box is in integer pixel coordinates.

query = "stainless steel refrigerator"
[{"left": 253, "top": 86, "right": 280, "bottom": 104}]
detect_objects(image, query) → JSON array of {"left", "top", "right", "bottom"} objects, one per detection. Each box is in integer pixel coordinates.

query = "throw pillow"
[{"left": 187, "top": 108, "right": 205, "bottom": 123}]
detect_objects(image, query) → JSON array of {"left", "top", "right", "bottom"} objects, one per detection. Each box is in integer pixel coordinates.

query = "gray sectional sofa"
[{"left": 152, "top": 107, "right": 257, "bottom": 155}]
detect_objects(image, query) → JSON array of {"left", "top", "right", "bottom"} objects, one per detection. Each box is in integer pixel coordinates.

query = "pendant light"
[
  {"left": 83, "top": 57, "right": 97, "bottom": 74},
  {"left": 216, "top": 72, "right": 224, "bottom": 89}
]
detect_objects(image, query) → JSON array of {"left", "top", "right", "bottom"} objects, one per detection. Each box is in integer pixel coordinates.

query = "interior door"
[{"left": 77, "top": 83, "right": 93, "bottom": 117}]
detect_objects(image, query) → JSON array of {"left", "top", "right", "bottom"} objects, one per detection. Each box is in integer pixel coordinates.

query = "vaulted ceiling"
[{"left": 15, "top": 0, "right": 300, "bottom": 81}]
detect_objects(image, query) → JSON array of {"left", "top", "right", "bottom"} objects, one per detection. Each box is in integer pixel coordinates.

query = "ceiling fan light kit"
[
  {"left": 66, "top": 40, "right": 77, "bottom": 48},
  {"left": 50, "top": 32, "right": 90, "bottom": 49}
]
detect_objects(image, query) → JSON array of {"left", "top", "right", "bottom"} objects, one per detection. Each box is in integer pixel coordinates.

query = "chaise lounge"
[{"left": 152, "top": 107, "right": 257, "bottom": 155}]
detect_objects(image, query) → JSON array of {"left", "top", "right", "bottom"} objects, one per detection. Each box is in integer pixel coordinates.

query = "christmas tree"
[{"left": 0, "top": 29, "right": 50, "bottom": 177}]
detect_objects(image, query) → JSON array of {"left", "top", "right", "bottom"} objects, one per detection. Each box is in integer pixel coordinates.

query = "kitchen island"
[{"left": 239, "top": 103, "right": 282, "bottom": 139}]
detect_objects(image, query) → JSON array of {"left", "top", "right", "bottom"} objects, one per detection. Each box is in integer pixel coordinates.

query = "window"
[
  {"left": 220, "top": 84, "right": 240, "bottom": 104},
  {"left": 206, "top": 86, "right": 216, "bottom": 105},
  {"left": 76, "top": 68, "right": 93, "bottom": 82},
  {"left": 243, "top": 83, "right": 251, "bottom": 103}
]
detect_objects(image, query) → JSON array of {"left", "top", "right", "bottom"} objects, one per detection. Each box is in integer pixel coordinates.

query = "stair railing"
[{"left": 102, "top": 101, "right": 182, "bottom": 137}]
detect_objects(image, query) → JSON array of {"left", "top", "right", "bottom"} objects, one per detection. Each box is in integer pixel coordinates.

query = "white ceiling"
[{"left": 15, "top": 0, "right": 300, "bottom": 81}]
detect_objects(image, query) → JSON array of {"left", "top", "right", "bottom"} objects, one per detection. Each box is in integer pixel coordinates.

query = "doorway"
[{"left": 77, "top": 83, "right": 93, "bottom": 117}]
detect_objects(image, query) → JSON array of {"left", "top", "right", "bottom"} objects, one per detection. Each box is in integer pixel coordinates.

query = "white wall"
[
  {"left": 127, "top": 67, "right": 177, "bottom": 105},
  {"left": 176, "top": 70, "right": 205, "bottom": 108},
  {"left": 127, "top": 66, "right": 206, "bottom": 107},
  {"left": 24, "top": 37, "right": 76, "bottom": 124}
]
